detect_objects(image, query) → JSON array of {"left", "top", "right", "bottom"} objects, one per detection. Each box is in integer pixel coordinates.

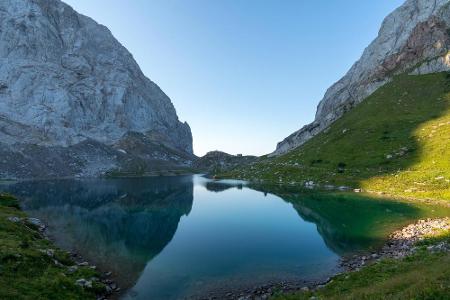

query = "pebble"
[
  {"left": 27, "top": 217, "right": 43, "bottom": 226},
  {"left": 7, "top": 216, "right": 21, "bottom": 222},
  {"left": 75, "top": 278, "right": 92, "bottom": 288},
  {"left": 26, "top": 218, "right": 47, "bottom": 230}
]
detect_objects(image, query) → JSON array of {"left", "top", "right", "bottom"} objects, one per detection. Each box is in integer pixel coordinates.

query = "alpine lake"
[{"left": 1, "top": 175, "right": 449, "bottom": 299}]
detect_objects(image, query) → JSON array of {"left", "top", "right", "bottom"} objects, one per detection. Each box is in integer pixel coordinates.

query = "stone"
[
  {"left": 53, "top": 259, "right": 64, "bottom": 267},
  {"left": 7, "top": 216, "right": 21, "bottom": 223},
  {"left": 75, "top": 278, "right": 92, "bottom": 288},
  {"left": 26, "top": 218, "right": 44, "bottom": 227},
  {"left": 45, "top": 249, "right": 55, "bottom": 257},
  {"left": 105, "top": 285, "right": 113, "bottom": 294},
  {"left": 272, "top": 0, "right": 450, "bottom": 156},
  {"left": 26, "top": 218, "right": 46, "bottom": 231},
  {"left": 338, "top": 186, "right": 350, "bottom": 191}
]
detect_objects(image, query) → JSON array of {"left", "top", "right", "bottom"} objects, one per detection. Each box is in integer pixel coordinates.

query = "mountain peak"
[
  {"left": 0, "top": 0, "right": 193, "bottom": 178},
  {"left": 273, "top": 0, "right": 450, "bottom": 156}
]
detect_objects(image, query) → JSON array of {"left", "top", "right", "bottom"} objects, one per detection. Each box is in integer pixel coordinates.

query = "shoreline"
[
  {"left": 0, "top": 194, "right": 108, "bottom": 299},
  {"left": 22, "top": 216, "right": 123, "bottom": 300},
  {"left": 0, "top": 193, "right": 120, "bottom": 300},
  {"left": 199, "top": 217, "right": 450, "bottom": 300},
  {"left": 3, "top": 188, "right": 449, "bottom": 300}
]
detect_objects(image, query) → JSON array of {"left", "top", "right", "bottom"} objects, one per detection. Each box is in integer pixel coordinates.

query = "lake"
[{"left": 1, "top": 175, "right": 448, "bottom": 299}]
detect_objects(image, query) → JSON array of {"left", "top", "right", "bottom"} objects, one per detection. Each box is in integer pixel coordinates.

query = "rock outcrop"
[
  {"left": 273, "top": 0, "right": 450, "bottom": 156},
  {"left": 0, "top": 0, "right": 193, "bottom": 178}
]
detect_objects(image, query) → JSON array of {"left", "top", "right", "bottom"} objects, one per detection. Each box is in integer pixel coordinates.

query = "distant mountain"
[
  {"left": 0, "top": 0, "right": 194, "bottom": 179},
  {"left": 193, "top": 151, "right": 257, "bottom": 174},
  {"left": 273, "top": 0, "right": 450, "bottom": 156}
]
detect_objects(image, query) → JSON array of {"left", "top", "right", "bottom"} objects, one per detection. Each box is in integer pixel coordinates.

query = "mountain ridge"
[{"left": 273, "top": 0, "right": 450, "bottom": 156}]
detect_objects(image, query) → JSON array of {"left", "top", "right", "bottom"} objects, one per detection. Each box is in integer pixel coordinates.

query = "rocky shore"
[
  {"left": 340, "top": 217, "right": 450, "bottom": 272},
  {"left": 7, "top": 215, "right": 120, "bottom": 300},
  {"left": 193, "top": 279, "right": 320, "bottom": 300},
  {"left": 206, "top": 217, "right": 450, "bottom": 300},
  {"left": 69, "top": 252, "right": 121, "bottom": 300}
]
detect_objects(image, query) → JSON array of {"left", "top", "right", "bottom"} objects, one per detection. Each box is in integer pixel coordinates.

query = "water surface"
[{"left": 2, "top": 175, "right": 447, "bottom": 299}]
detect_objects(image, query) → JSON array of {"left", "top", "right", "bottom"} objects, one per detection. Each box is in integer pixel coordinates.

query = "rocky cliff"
[
  {"left": 0, "top": 0, "right": 194, "bottom": 178},
  {"left": 273, "top": 0, "right": 450, "bottom": 156}
]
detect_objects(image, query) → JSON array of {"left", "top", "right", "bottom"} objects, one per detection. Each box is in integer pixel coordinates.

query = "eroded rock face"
[
  {"left": 273, "top": 0, "right": 450, "bottom": 156},
  {"left": 0, "top": 0, "right": 193, "bottom": 178}
]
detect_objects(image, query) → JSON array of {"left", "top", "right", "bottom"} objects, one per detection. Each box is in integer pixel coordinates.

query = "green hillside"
[{"left": 221, "top": 72, "right": 450, "bottom": 201}]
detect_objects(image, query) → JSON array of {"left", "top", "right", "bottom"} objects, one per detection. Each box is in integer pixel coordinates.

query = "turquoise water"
[{"left": 2, "top": 175, "right": 439, "bottom": 299}]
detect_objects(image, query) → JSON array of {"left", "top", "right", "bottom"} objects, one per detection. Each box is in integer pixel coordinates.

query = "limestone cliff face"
[
  {"left": 0, "top": 0, "right": 193, "bottom": 178},
  {"left": 273, "top": 0, "right": 450, "bottom": 156}
]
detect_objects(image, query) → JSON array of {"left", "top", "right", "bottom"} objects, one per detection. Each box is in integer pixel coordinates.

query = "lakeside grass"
[
  {"left": 274, "top": 229, "right": 450, "bottom": 300},
  {"left": 0, "top": 193, "right": 103, "bottom": 300},
  {"left": 220, "top": 73, "right": 450, "bottom": 202}
]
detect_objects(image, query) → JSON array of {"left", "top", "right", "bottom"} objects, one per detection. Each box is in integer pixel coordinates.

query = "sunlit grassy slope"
[{"left": 221, "top": 73, "right": 450, "bottom": 201}]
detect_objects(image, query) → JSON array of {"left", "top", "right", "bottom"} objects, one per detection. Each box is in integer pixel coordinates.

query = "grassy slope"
[
  {"left": 274, "top": 229, "right": 450, "bottom": 300},
  {"left": 0, "top": 194, "right": 103, "bottom": 300},
  {"left": 221, "top": 73, "right": 450, "bottom": 201}
]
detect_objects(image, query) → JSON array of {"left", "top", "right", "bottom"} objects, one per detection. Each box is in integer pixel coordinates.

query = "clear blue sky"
[{"left": 64, "top": 0, "right": 404, "bottom": 156}]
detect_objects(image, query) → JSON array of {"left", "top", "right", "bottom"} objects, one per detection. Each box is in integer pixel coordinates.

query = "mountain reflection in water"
[
  {"left": 4, "top": 176, "right": 194, "bottom": 288},
  {"left": 2, "top": 175, "right": 446, "bottom": 299}
]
